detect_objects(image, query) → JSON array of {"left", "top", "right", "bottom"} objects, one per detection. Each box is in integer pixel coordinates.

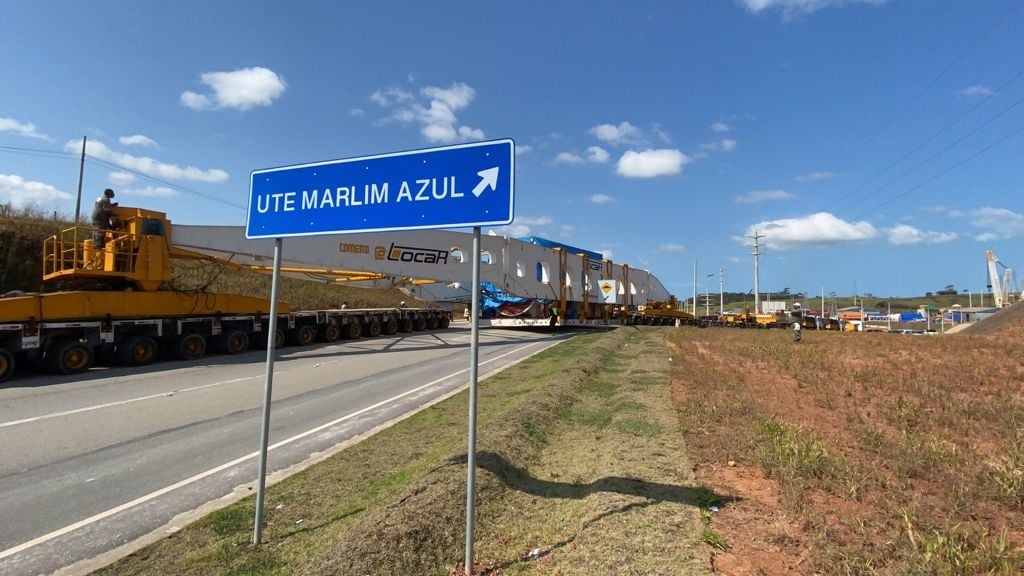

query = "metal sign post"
[
  {"left": 253, "top": 237, "right": 282, "bottom": 546},
  {"left": 244, "top": 139, "right": 514, "bottom": 556},
  {"left": 464, "top": 226, "right": 481, "bottom": 575}
]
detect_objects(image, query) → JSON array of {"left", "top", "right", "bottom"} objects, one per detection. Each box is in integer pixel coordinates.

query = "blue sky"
[{"left": 2, "top": 0, "right": 1023, "bottom": 300}]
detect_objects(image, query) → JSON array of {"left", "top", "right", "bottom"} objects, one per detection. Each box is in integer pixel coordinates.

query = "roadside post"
[{"left": 244, "top": 139, "right": 515, "bottom": 564}]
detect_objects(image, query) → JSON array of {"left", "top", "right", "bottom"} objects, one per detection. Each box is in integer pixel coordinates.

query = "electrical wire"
[
  {"left": 845, "top": 92, "right": 1024, "bottom": 217},
  {"left": 83, "top": 155, "right": 245, "bottom": 210},
  {"left": 854, "top": 122, "right": 1024, "bottom": 219},
  {"left": 828, "top": 64, "right": 1024, "bottom": 214},
  {"left": 834, "top": 0, "right": 1018, "bottom": 168},
  {"left": 0, "top": 143, "right": 246, "bottom": 211}
]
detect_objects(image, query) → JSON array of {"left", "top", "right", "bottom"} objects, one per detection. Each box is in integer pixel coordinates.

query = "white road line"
[
  {"left": 0, "top": 331, "right": 487, "bottom": 429},
  {"left": 0, "top": 340, "right": 552, "bottom": 561},
  {"left": 0, "top": 377, "right": 254, "bottom": 429}
]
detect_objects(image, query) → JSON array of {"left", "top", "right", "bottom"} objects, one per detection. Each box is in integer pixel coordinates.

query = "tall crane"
[{"left": 986, "top": 250, "right": 1018, "bottom": 308}]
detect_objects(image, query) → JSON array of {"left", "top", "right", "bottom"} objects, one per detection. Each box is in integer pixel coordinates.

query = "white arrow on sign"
[{"left": 471, "top": 167, "right": 500, "bottom": 198}]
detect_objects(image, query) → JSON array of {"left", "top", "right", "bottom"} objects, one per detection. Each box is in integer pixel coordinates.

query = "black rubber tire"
[
  {"left": 116, "top": 336, "right": 158, "bottom": 366},
  {"left": 399, "top": 318, "right": 414, "bottom": 333},
  {"left": 383, "top": 318, "right": 398, "bottom": 335},
  {"left": 0, "top": 348, "right": 15, "bottom": 383},
  {"left": 438, "top": 315, "right": 450, "bottom": 329},
  {"left": 290, "top": 324, "right": 317, "bottom": 346},
  {"left": 427, "top": 316, "right": 439, "bottom": 330},
  {"left": 414, "top": 317, "right": 427, "bottom": 331},
  {"left": 219, "top": 330, "right": 250, "bottom": 355},
  {"left": 173, "top": 334, "right": 207, "bottom": 361},
  {"left": 344, "top": 321, "right": 362, "bottom": 340},
  {"left": 365, "top": 321, "right": 382, "bottom": 338},
  {"left": 321, "top": 321, "right": 341, "bottom": 342},
  {"left": 47, "top": 338, "right": 94, "bottom": 375}
]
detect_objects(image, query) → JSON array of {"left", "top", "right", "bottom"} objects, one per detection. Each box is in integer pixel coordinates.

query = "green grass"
[{"left": 95, "top": 328, "right": 719, "bottom": 576}]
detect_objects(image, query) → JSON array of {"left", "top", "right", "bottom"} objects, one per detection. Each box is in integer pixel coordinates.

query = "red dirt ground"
[{"left": 669, "top": 315, "right": 1024, "bottom": 575}]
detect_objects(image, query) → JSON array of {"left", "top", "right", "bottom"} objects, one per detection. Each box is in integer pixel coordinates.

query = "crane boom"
[
  {"left": 985, "top": 249, "right": 1018, "bottom": 308},
  {"left": 987, "top": 250, "right": 1004, "bottom": 308}
]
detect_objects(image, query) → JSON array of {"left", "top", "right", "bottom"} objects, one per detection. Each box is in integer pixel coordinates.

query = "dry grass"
[{"left": 669, "top": 326, "right": 1024, "bottom": 575}]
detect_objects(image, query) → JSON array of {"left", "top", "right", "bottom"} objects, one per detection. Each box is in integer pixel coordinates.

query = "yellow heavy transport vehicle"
[
  {"left": 628, "top": 297, "right": 698, "bottom": 326},
  {"left": 0, "top": 205, "right": 449, "bottom": 384}
]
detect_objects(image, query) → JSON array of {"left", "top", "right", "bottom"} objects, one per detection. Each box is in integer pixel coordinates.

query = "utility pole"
[
  {"left": 719, "top": 268, "right": 726, "bottom": 315},
  {"left": 74, "top": 135, "right": 87, "bottom": 223},
  {"left": 748, "top": 231, "right": 763, "bottom": 314},
  {"left": 692, "top": 259, "right": 697, "bottom": 316}
]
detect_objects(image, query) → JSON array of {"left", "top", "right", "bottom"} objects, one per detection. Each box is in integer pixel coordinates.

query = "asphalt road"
[{"left": 0, "top": 325, "right": 573, "bottom": 576}]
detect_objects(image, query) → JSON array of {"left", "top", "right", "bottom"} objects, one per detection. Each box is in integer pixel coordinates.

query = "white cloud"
[
  {"left": 0, "top": 173, "right": 73, "bottom": 208},
  {"left": 924, "top": 205, "right": 966, "bottom": 218},
  {"left": 107, "top": 171, "right": 136, "bottom": 187},
  {"left": 601, "top": 248, "right": 615, "bottom": 261},
  {"left": 0, "top": 117, "right": 50, "bottom": 140},
  {"left": 957, "top": 85, "right": 993, "bottom": 98},
  {"left": 119, "top": 134, "right": 158, "bottom": 148},
  {"left": 738, "top": 0, "right": 887, "bottom": 17},
  {"left": 657, "top": 243, "right": 686, "bottom": 253},
  {"left": 67, "top": 140, "right": 228, "bottom": 183},
  {"left": 181, "top": 66, "right": 286, "bottom": 111},
  {"left": 488, "top": 223, "right": 533, "bottom": 237},
  {"left": 589, "top": 121, "right": 642, "bottom": 145},
  {"left": 741, "top": 212, "right": 879, "bottom": 250},
  {"left": 515, "top": 144, "right": 532, "bottom": 155},
  {"left": 970, "top": 207, "right": 1024, "bottom": 241},
  {"left": 701, "top": 138, "right": 737, "bottom": 152},
  {"left": 616, "top": 149, "right": 690, "bottom": 178},
  {"left": 489, "top": 215, "right": 551, "bottom": 238},
  {"left": 373, "top": 82, "right": 485, "bottom": 144},
  {"left": 886, "top": 224, "right": 957, "bottom": 245},
  {"left": 795, "top": 170, "right": 839, "bottom": 182},
  {"left": 349, "top": 108, "right": 366, "bottom": 116},
  {"left": 735, "top": 189, "right": 794, "bottom": 204},
  {"left": 711, "top": 122, "right": 730, "bottom": 133},
  {"left": 589, "top": 194, "right": 615, "bottom": 204},
  {"left": 554, "top": 146, "right": 609, "bottom": 165},
  {"left": 554, "top": 152, "right": 585, "bottom": 165},
  {"left": 517, "top": 216, "right": 553, "bottom": 227},
  {"left": 120, "top": 186, "right": 181, "bottom": 198},
  {"left": 559, "top": 224, "right": 574, "bottom": 238},
  {"left": 586, "top": 146, "right": 610, "bottom": 163},
  {"left": 370, "top": 87, "right": 414, "bottom": 106}
]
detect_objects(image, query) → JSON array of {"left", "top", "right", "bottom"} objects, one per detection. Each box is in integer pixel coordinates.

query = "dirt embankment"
[{"left": 962, "top": 300, "right": 1024, "bottom": 336}]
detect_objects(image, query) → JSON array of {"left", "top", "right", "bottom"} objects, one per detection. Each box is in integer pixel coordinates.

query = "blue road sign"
[{"left": 246, "top": 139, "right": 515, "bottom": 239}]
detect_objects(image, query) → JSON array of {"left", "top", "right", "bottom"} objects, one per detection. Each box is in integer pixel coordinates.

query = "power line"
[
  {"left": 846, "top": 92, "right": 1024, "bottom": 218},
  {"left": 83, "top": 155, "right": 245, "bottom": 210},
  {"left": 855, "top": 121, "right": 1024, "bottom": 219},
  {"left": 0, "top": 144, "right": 75, "bottom": 161},
  {"left": 827, "top": 64, "right": 1024, "bottom": 214},
  {"left": 0, "top": 144, "right": 245, "bottom": 211},
  {"left": 835, "top": 0, "right": 1018, "bottom": 168}
]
